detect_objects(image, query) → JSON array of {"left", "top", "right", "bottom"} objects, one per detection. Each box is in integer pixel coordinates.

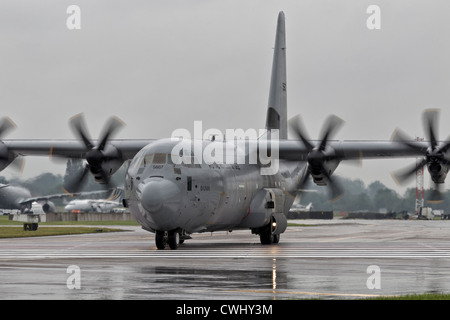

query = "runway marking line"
[{"left": 3, "top": 246, "right": 450, "bottom": 259}]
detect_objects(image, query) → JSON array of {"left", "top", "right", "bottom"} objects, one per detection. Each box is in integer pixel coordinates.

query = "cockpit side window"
[
  {"left": 143, "top": 154, "right": 154, "bottom": 167},
  {"left": 178, "top": 156, "right": 202, "bottom": 168}
]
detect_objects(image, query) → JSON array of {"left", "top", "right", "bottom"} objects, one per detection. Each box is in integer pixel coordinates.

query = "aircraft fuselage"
[
  {"left": 0, "top": 185, "right": 32, "bottom": 211},
  {"left": 125, "top": 138, "right": 302, "bottom": 246}
]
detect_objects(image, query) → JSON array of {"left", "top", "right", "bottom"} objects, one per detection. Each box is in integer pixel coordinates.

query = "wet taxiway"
[{"left": 1, "top": 219, "right": 450, "bottom": 299}]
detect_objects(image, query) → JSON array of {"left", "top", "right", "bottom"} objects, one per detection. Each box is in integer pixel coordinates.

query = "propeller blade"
[
  {"left": 98, "top": 116, "right": 125, "bottom": 151},
  {"left": 64, "top": 164, "right": 90, "bottom": 194},
  {"left": 427, "top": 182, "right": 444, "bottom": 204},
  {"left": 318, "top": 115, "right": 344, "bottom": 151},
  {"left": 69, "top": 113, "right": 94, "bottom": 150},
  {"left": 289, "top": 115, "right": 314, "bottom": 151},
  {"left": 436, "top": 135, "right": 450, "bottom": 155},
  {"left": 423, "top": 108, "right": 439, "bottom": 150},
  {"left": 321, "top": 168, "right": 343, "bottom": 201},
  {"left": 296, "top": 166, "right": 311, "bottom": 191},
  {"left": 8, "top": 156, "right": 25, "bottom": 174},
  {"left": 0, "top": 117, "right": 16, "bottom": 138},
  {"left": 390, "top": 128, "right": 426, "bottom": 154},
  {"left": 391, "top": 158, "right": 428, "bottom": 186}
]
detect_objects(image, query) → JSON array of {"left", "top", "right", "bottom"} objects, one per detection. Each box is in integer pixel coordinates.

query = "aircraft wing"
[
  {"left": 277, "top": 140, "right": 427, "bottom": 161},
  {"left": 4, "top": 139, "right": 153, "bottom": 160},
  {"left": 0, "top": 136, "right": 435, "bottom": 198},
  {"left": 3, "top": 138, "right": 427, "bottom": 163}
]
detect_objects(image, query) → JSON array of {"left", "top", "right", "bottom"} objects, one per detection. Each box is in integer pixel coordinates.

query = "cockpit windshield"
[
  {"left": 128, "top": 151, "right": 202, "bottom": 176},
  {"left": 140, "top": 153, "right": 167, "bottom": 167}
]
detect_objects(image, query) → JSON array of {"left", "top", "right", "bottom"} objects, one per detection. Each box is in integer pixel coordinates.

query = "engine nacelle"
[
  {"left": 42, "top": 201, "right": 56, "bottom": 213},
  {"left": 310, "top": 160, "right": 339, "bottom": 186},
  {"left": 427, "top": 162, "right": 449, "bottom": 184}
]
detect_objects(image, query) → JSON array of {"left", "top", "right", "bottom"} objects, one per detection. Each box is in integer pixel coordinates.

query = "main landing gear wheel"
[
  {"left": 155, "top": 230, "right": 181, "bottom": 250},
  {"left": 259, "top": 217, "right": 280, "bottom": 245},
  {"left": 168, "top": 230, "right": 180, "bottom": 250}
]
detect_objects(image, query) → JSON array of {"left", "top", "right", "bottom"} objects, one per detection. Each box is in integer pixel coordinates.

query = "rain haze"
[{"left": 0, "top": 0, "right": 449, "bottom": 195}]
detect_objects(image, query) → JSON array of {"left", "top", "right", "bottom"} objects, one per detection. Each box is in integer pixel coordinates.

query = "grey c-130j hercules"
[{"left": 0, "top": 12, "right": 448, "bottom": 249}]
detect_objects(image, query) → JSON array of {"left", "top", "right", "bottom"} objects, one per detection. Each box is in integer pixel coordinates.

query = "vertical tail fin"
[{"left": 265, "top": 11, "right": 287, "bottom": 140}]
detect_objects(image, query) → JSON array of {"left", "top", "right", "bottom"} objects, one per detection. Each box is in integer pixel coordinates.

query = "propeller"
[
  {"left": 391, "top": 108, "right": 450, "bottom": 202},
  {"left": 64, "top": 113, "right": 125, "bottom": 193},
  {"left": 0, "top": 117, "right": 25, "bottom": 174},
  {"left": 0, "top": 117, "right": 16, "bottom": 137},
  {"left": 290, "top": 114, "right": 345, "bottom": 201}
]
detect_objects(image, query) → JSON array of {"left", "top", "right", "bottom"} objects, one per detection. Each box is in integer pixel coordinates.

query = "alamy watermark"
[
  {"left": 366, "top": 265, "right": 381, "bottom": 290},
  {"left": 170, "top": 121, "right": 279, "bottom": 175},
  {"left": 67, "top": 265, "right": 81, "bottom": 290},
  {"left": 66, "top": 5, "right": 81, "bottom": 30},
  {"left": 367, "top": 5, "right": 381, "bottom": 30},
  {"left": 65, "top": 5, "right": 380, "bottom": 31}
]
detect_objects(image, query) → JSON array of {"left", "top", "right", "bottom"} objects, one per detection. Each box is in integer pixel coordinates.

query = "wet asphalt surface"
[{"left": 1, "top": 219, "right": 450, "bottom": 300}]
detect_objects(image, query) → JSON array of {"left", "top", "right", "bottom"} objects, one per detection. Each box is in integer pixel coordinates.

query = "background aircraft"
[
  {"left": 0, "top": 12, "right": 445, "bottom": 249},
  {"left": 0, "top": 183, "right": 32, "bottom": 213},
  {"left": 64, "top": 188, "right": 124, "bottom": 213},
  {"left": 289, "top": 199, "right": 313, "bottom": 212},
  {"left": 0, "top": 183, "right": 72, "bottom": 213},
  {"left": 0, "top": 182, "right": 113, "bottom": 214}
]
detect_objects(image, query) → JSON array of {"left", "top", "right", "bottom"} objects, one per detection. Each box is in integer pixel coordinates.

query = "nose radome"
[{"left": 140, "top": 178, "right": 181, "bottom": 213}]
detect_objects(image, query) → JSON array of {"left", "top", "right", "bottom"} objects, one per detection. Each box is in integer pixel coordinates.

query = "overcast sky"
[{"left": 1, "top": 0, "right": 449, "bottom": 194}]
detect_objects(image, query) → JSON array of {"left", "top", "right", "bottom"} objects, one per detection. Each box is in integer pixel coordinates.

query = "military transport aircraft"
[
  {"left": 0, "top": 182, "right": 113, "bottom": 213},
  {"left": 0, "top": 12, "right": 447, "bottom": 249}
]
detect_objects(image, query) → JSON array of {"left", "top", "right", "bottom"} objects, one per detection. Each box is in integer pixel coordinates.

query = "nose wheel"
[
  {"left": 155, "top": 230, "right": 167, "bottom": 250},
  {"left": 155, "top": 229, "right": 183, "bottom": 250}
]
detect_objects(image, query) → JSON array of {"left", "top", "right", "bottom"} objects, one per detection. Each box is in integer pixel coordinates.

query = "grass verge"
[
  {"left": 367, "top": 293, "right": 450, "bottom": 300},
  {"left": 0, "top": 226, "right": 125, "bottom": 238},
  {"left": 0, "top": 215, "right": 139, "bottom": 226}
]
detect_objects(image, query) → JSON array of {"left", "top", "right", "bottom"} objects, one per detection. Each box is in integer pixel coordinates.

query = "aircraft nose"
[{"left": 139, "top": 178, "right": 181, "bottom": 228}]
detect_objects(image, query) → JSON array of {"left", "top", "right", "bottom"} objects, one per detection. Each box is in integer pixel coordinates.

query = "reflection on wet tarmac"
[
  {"left": 3, "top": 220, "right": 450, "bottom": 299},
  {"left": 147, "top": 262, "right": 287, "bottom": 292}
]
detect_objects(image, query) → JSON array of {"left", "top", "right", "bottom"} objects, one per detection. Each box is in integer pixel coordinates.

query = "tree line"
[{"left": 300, "top": 176, "right": 450, "bottom": 214}]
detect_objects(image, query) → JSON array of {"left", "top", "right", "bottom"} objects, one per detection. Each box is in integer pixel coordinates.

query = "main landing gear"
[
  {"left": 253, "top": 216, "right": 281, "bottom": 245},
  {"left": 155, "top": 229, "right": 188, "bottom": 250}
]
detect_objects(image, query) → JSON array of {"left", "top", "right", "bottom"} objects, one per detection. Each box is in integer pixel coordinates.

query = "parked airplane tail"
[
  {"left": 106, "top": 188, "right": 124, "bottom": 202},
  {"left": 265, "top": 11, "right": 287, "bottom": 140}
]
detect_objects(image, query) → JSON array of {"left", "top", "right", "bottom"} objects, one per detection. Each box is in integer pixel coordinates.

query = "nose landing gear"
[{"left": 155, "top": 229, "right": 188, "bottom": 250}]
